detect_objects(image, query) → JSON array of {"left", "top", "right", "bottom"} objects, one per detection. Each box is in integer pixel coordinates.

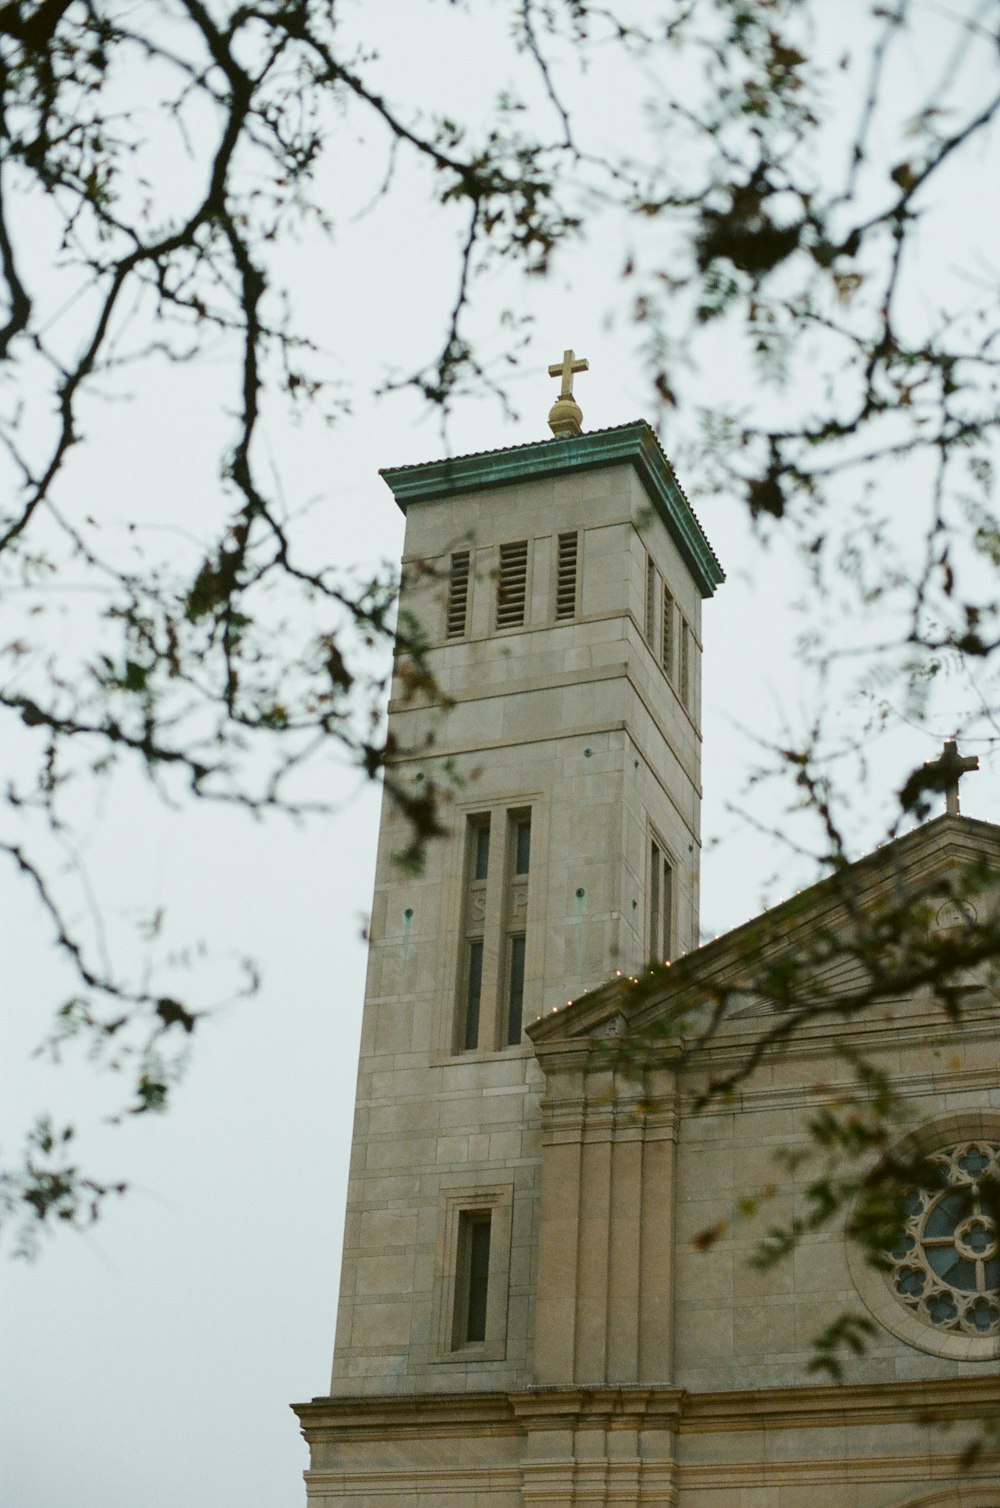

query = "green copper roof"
[{"left": 379, "top": 420, "right": 724, "bottom": 598}]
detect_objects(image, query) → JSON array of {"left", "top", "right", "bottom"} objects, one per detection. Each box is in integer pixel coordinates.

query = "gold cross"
[
  {"left": 548, "top": 348, "right": 589, "bottom": 400},
  {"left": 934, "top": 738, "right": 979, "bottom": 816}
]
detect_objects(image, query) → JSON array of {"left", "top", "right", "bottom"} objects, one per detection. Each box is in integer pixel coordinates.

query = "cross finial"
[
  {"left": 936, "top": 738, "right": 979, "bottom": 816},
  {"left": 547, "top": 347, "right": 589, "bottom": 437},
  {"left": 548, "top": 348, "right": 589, "bottom": 399}
]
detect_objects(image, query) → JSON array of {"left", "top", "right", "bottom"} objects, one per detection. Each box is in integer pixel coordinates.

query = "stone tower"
[{"left": 323, "top": 407, "right": 722, "bottom": 1403}]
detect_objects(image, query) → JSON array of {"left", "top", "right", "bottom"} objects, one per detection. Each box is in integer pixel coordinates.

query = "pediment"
[{"left": 528, "top": 815, "right": 1000, "bottom": 1050}]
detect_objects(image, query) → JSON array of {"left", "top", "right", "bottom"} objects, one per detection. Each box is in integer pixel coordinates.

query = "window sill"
[{"left": 431, "top": 1342, "right": 507, "bottom": 1365}]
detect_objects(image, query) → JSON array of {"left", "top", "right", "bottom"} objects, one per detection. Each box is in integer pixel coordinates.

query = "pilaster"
[{"left": 533, "top": 1039, "right": 679, "bottom": 1388}]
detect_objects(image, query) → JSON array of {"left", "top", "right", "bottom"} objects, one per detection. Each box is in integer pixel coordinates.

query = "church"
[{"left": 293, "top": 355, "right": 1000, "bottom": 1506}]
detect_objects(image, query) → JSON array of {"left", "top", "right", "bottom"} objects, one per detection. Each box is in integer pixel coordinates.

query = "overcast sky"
[{"left": 3, "top": 6, "right": 998, "bottom": 1507}]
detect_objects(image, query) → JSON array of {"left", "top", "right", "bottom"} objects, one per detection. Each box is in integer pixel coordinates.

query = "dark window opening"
[
  {"left": 473, "top": 820, "right": 490, "bottom": 881},
  {"left": 661, "top": 859, "right": 673, "bottom": 962},
  {"left": 649, "top": 839, "right": 674, "bottom": 963},
  {"left": 464, "top": 940, "right": 483, "bottom": 1051},
  {"left": 506, "top": 933, "right": 526, "bottom": 1045},
  {"left": 680, "top": 620, "right": 691, "bottom": 706},
  {"left": 513, "top": 815, "right": 531, "bottom": 876},
  {"left": 455, "top": 1211, "right": 492, "bottom": 1347},
  {"left": 455, "top": 807, "right": 532, "bottom": 1056}
]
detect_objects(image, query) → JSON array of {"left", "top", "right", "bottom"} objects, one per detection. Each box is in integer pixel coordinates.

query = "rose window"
[{"left": 888, "top": 1140, "right": 1000, "bottom": 1338}]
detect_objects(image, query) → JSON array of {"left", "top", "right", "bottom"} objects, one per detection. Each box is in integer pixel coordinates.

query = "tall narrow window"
[
  {"left": 454, "top": 1210, "right": 492, "bottom": 1347},
  {"left": 503, "top": 810, "right": 530, "bottom": 1046},
  {"left": 453, "top": 806, "right": 532, "bottom": 1053},
  {"left": 496, "top": 540, "right": 528, "bottom": 628},
  {"left": 555, "top": 531, "right": 579, "bottom": 620},
  {"left": 473, "top": 820, "right": 490, "bottom": 881},
  {"left": 680, "top": 619, "right": 692, "bottom": 707},
  {"left": 464, "top": 939, "right": 484, "bottom": 1050},
  {"left": 506, "top": 934, "right": 526, "bottom": 1046},
  {"left": 660, "top": 858, "right": 673, "bottom": 961},
  {"left": 513, "top": 813, "right": 531, "bottom": 876},
  {"left": 661, "top": 584, "right": 675, "bottom": 682},
  {"left": 649, "top": 837, "right": 674, "bottom": 962},
  {"left": 436, "top": 1186, "right": 512, "bottom": 1361},
  {"left": 458, "top": 817, "right": 489, "bottom": 1052},
  {"left": 446, "top": 550, "right": 471, "bottom": 638},
  {"left": 645, "top": 552, "right": 657, "bottom": 642}
]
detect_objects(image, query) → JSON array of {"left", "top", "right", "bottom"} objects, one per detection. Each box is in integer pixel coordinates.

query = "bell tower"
[{"left": 316, "top": 367, "right": 722, "bottom": 1412}]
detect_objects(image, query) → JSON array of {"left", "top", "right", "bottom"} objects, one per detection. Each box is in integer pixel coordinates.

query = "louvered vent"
[
  {"left": 496, "top": 540, "right": 528, "bottom": 628},
  {"left": 680, "top": 620, "right": 692, "bottom": 705},
  {"left": 645, "top": 553, "right": 656, "bottom": 642},
  {"left": 446, "top": 550, "right": 471, "bottom": 638},
  {"left": 555, "top": 532, "right": 578, "bottom": 620},
  {"left": 661, "top": 583, "right": 675, "bottom": 680}
]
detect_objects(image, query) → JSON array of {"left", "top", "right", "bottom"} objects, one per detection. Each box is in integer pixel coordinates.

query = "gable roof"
[{"left": 527, "top": 814, "right": 1000, "bottom": 1048}]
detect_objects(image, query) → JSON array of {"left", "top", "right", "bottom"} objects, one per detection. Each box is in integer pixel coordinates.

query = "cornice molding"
[
  {"left": 678, "top": 1373, "right": 1000, "bottom": 1430},
  {"left": 293, "top": 1374, "right": 999, "bottom": 1442},
  {"left": 380, "top": 421, "right": 724, "bottom": 599},
  {"left": 527, "top": 814, "right": 1000, "bottom": 1052},
  {"left": 678, "top": 1457, "right": 1000, "bottom": 1489},
  {"left": 292, "top": 1390, "right": 520, "bottom": 1442}
]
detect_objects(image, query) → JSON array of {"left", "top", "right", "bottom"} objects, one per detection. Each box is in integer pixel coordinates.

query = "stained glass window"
[{"left": 888, "top": 1140, "right": 1000, "bottom": 1338}]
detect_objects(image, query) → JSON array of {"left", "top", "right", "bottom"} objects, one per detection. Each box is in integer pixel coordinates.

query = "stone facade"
[{"left": 293, "top": 422, "right": 999, "bottom": 1505}]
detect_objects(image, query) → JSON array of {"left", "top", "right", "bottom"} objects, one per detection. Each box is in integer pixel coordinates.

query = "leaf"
[
  {"left": 693, "top": 1219, "right": 729, "bottom": 1251},
  {"left": 155, "top": 998, "right": 197, "bottom": 1034},
  {"left": 654, "top": 371, "right": 678, "bottom": 406},
  {"left": 747, "top": 473, "right": 785, "bottom": 519}
]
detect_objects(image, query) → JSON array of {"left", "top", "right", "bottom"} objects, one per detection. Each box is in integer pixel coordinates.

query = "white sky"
[{"left": 2, "top": 5, "right": 998, "bottom": 1506}]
